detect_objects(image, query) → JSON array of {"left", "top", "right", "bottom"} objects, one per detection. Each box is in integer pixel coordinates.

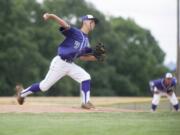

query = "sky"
[{"left": 85, "top": 0, "right": 177, "bottom": 65}]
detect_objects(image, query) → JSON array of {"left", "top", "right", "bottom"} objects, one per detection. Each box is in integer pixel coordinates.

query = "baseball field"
[{"left": 0, "top": 97, "right": 180, "bottom": 135}]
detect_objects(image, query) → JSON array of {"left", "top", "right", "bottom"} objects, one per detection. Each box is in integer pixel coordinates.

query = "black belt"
[{"left": 59, "top": 56, "right": 73, "bottom": 63}]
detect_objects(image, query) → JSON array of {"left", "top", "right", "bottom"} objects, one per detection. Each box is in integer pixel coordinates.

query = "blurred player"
[
  {"left": 17, "top": 13, "right": 100, "bottom": 109},
  {"left": 149, "top": 73, "right": 179, "bottom": 112}
]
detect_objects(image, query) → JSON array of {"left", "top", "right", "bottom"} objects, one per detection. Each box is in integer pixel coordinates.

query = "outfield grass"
[{"left": 0, "top": 112, "right": 180, "bottom": 135}]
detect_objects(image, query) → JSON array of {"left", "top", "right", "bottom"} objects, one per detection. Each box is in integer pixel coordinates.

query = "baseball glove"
[{"left": 93, "top": 42, "right": 106, "bottom": 62}]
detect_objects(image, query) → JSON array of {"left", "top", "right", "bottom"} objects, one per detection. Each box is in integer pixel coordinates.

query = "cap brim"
[
  {"left": 88, "top": 18, "right": 99, "bottom": 24},
  {"left": 93, "top": 18, "right": 99, "bottom": 24}
]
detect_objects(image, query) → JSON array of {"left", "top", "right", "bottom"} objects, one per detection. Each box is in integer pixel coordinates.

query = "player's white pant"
[
  {"left": 22, "top": 56, "right": 91, "bottom": 104},
  {"left": 40, "top": 56, "right": 91, "bottom": 103},
  {"left": 40, "top": 56, "right": 90, "bottom": 89},
  {"left": 152, "top": 91, "right": 179, "bottom": 108}
]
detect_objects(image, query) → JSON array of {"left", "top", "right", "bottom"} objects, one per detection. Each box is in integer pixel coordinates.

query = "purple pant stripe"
[{"left": 81, "top": 80, "right": 90, "bottom": 103}]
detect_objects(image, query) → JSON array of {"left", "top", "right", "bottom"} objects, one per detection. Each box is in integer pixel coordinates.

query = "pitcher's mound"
[{"left": 0, "top": 105, "right": 144, "bottom": 113}]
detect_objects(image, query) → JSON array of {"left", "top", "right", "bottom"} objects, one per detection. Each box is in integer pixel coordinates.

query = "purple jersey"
[
  {"left": 58, "top": 27, "right": 92, "bottom": 61},
  {"left": 149, "top": 77, "right": 177, "bottom": 92}
]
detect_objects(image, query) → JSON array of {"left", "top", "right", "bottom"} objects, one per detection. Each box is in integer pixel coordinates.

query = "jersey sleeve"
[
  {"left": 76, "top": 47, "right": 93, "bottom": 57},
  {"left": 59, "top": 27, "right": 82, "bottom": 40},
  {"left": 172, "top": 77, "right": 177, "bottom": 86},
  {"left": 149, "top": 81, "right": 155, "bottom": 91},
  {"left": 149, "top": 81, "right": 159, "bottom": 92}
]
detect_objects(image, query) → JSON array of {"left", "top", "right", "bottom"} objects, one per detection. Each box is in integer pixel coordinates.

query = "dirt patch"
[
  {"left": 0, "top": 97, "right": 145, "bottom": 113},
  {"left": 0, "top": 105, "right": 144, "bottom": 113}
]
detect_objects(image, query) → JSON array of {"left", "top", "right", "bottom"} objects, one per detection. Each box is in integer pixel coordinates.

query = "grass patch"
[{"left": 0, "top": 112, "right": 180, "bottom": 135}]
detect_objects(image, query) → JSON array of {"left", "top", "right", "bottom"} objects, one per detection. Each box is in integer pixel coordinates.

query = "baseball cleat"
[
  {"left": 150, "top": 109, "right": 156, "bottom": 113},
  {"left": 17, "top": 96, "right": 25, "bottom": 105},
  {"left": 16, "top": 84, "right": 25, "bottom": 105},
  {"left": 81, "top": 101, "right": 95, "bottom": 109},
  {"left": 81, "top": 103, "right": 91, "bottom": 109},
  {"left": 87, "top": 101, "right": 95, "bottom": 108}
]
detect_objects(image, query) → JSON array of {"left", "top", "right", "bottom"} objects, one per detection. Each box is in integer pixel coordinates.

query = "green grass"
[{"left": 0, "top": 112, "right": 180, "bottom": 135}]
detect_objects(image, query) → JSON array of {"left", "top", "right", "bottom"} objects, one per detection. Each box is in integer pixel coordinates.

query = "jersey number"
[{"left": 74, "top": 41, "right": 80, "bottom": 49}]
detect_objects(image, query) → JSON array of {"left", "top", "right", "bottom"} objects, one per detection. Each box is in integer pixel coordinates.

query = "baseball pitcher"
[
  {"left": 149, "top": 73, "right": 179, "bottom": 112},
  {"left": 17, "top": 13, "right": 106, "bottom": 109}
]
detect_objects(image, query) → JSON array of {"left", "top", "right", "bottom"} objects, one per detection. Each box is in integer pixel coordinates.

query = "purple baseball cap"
[{"left": 81, "top": 14, "right": 99, "bottom": 24}]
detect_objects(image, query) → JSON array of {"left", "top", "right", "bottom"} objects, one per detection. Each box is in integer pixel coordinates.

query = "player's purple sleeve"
[
  {"left": 59, "top": 27, "right": 82, "bottom": 40},
  {"left": 172, "top": 78, "right": 177, "bottom": 86},
  {"left": 149, "top": 81, "right": 155, "bottom": 92},
  {"left": 82, "top": 47, "right": 93, "bottom": 54},
  {"left": 77, "top": 47, "right": 93, "bottom": 57}
]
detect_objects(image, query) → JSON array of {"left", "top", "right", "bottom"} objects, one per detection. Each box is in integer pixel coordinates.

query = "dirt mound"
[
  {"left": 0, "top": 104, "right": 144, "bottom": 113},
  {"left": 0, "top": 97, "right": 146, "bottom": 113}
]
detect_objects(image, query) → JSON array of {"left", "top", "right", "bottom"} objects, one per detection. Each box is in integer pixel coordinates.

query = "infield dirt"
[{"left": 0, "top": 97, "right": 161, "bottom": 113}]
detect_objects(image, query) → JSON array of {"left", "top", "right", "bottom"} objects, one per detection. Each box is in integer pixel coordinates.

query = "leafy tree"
[
  {"left": 107, "top": 17, "right": 168, "bottom": 95},
  {"left": 0, "top": 0, "right": 49, "bottom": 95}
]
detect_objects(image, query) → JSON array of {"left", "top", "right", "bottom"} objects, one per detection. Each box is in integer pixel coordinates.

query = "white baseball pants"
[
  {"left": 39, "top": 56, "right": 91, "bottom": 103},
  {"left": 152, "top": 91, "right": 179, "bottom": 106}
]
